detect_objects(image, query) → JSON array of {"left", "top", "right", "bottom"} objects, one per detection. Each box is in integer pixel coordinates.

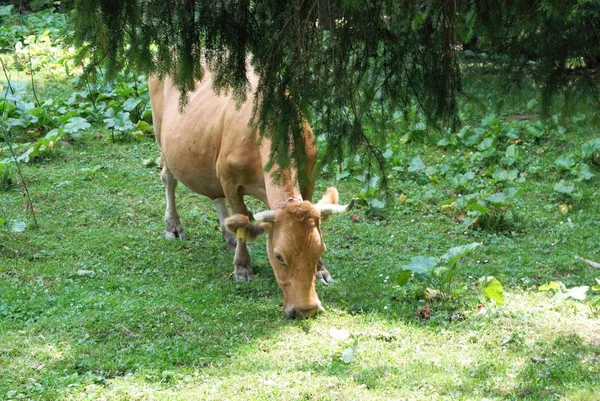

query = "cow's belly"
[{"left": 161, "top": 132, "right": 225, "bottom": 200}]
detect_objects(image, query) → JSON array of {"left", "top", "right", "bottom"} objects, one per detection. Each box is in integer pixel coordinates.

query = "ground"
[{"left": 1, "top": 133, "right": 599, "bottom": 400}]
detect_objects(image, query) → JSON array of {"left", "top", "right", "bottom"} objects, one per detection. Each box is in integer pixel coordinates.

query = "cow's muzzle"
[{"left": 284, "top": 304, "right": 325, "bottom": 319}]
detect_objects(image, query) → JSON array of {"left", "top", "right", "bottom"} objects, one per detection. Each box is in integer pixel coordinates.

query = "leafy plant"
[
  {"left": 441, "top": 187, "right": 524, "bottom": 230},
  {"left": 480, "top": 276, "right": 505, "bottom": 306},
  {"left": 0, "top": 6, "right": 66, "bottom": 50},
  {"left": 554, "top": 151, "right": 595, "bottom": 182},
  {"left": 581, "top": 138, "right": 600, "bottom": 166},
  {"left": 538, "top": 281, "right": 589, "bottom": 301},
  {"left": 538, "top": 279, "right": 600, "bottom": 316},
  {"left": 551, "top": 138, "right": 599, "bottom": 201},
  {"left": 354, "top": 174, "right": 386, "bottom": 209},
  {"left": 396, "top": 243, "right": 490, "bottom": 302}
]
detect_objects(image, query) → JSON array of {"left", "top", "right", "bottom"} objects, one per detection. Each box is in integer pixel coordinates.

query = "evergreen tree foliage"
[{"left": 68, "top": 0, "right": 600, "bottom": 178}]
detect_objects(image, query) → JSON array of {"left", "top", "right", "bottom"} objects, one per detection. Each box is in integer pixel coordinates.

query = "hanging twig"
[
  {"left": 1, "top": 16, "right": 38, "bottom": 228},
  {"left": 18, "top": 3, "right": 41, "bottom": 108},
  {"left": 3, "top": 133, "right": 38, "bottom": 228},
  {"left": 83, "top": 75, "right": 98, "bottom": 113},
  {"left": 1, "top": 112, "right": 38, "bottom": 230},
  {"left": 0, "top": 58, "right": 15, "bottom": 95}
]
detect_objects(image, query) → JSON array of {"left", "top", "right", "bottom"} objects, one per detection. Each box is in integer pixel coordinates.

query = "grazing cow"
[{"left": 149, "top": 68, "right": 353, "bottom": 318}]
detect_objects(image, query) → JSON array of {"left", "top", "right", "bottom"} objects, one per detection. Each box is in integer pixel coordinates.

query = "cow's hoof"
[
  {"left": 233, "top": 265, "right": 254, "bottom": 282},
  {"left": 165, "top": 229, "right": 185, "bottom": 240},
  {"left": 316, "top": 269, "right": 334, "bottom": 284}
]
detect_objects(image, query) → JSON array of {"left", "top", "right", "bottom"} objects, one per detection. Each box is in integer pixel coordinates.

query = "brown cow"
[{"left": 149, "top": 68, "right": 353, "bottom": 318}]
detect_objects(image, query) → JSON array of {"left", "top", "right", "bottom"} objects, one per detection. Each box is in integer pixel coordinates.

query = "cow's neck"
[
  {"left": 263, "top": 168, "right": 303, "bottom": 209},
  {"left": 260, "top": 139, "right": 303, "bottom": 209}
]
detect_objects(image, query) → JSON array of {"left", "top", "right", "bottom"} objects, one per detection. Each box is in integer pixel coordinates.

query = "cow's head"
[{"left": 225, "top": 187, "right": 353, "bottom": 319}]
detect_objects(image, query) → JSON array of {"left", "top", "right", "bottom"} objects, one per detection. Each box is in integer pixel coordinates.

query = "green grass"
[
  {"left": 1, "top": 7, "right": 598, "bottom": 399},
  {"left": 1, "top": 130, "right": 599, "bottom": 400}
]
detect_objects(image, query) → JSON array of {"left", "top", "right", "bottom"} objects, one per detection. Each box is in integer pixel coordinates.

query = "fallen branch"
[{"left": 576, "top": 256, "right": 600, "bottom": 269}]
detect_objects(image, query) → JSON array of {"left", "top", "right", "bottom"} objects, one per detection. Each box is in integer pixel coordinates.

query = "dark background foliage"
[{"left": 67, "top": 0, "right": 600, "bottom": 179}]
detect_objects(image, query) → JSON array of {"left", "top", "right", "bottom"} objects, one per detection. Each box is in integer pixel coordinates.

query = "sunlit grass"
[{"left": 1, "top": 51, "right": 599, "bottom": 401}]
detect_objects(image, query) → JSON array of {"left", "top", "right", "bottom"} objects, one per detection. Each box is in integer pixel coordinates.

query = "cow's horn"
[
  {"left": 318, "top": 198, "right": 356, "bottom": 216},
  {"left": 253, "top": 210, "right": 276, "bottom": 222}
]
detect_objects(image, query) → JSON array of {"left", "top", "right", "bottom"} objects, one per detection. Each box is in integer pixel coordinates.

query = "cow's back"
[{"left": 150, "top": 72, "right": 265, "bottom": 201}]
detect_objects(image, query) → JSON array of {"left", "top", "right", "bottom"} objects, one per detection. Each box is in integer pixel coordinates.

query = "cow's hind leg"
[
  {"left": 161, "top": 164, "right": 185, "bottom": 240},
  {"left": 213, "top": 198, "right": 237, "bottom": 252},
  {"left": 316, "top": 257, "right": 334, "bottom": 284}
]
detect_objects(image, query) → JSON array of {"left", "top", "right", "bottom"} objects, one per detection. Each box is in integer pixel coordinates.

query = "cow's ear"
[
  {"left": 317, "top": 187, "right": 340, "bottom": 206},
  {"left": 225, "top": 214, "right": 269, "bottom": 241}
]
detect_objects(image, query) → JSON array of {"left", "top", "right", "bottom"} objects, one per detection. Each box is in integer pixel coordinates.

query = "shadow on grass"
[{"left": 510, "top": 333, "right": 600, "bottom": 400}]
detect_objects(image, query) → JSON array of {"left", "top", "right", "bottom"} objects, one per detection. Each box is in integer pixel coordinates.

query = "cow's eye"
[{"left": 274, "top": 251, "right": 287, "bottom": 266}]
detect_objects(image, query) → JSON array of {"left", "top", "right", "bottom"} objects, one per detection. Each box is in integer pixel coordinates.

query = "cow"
[{"left": 149, "top": 68, "right": 353, "bottom": 318}]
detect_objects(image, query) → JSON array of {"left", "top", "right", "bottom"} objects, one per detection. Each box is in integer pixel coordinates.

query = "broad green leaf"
[
  {"left": 563, "top": 286, "right": 588, "bottom": 301},
  {"left": 0, "top": 5, "right": 13, "bottom": 16},
  {"left": 45, "top": 129, "right": 61, "bottom": 140},
  {"left": 367, "top": 198, "right": 386, "bottom": 209},
  {"left": 486, "top": 192, "right": 507, "bottom": 205},
  {"left": 507, "top": 169, "right": 519, "bottom": 181},
  {"left": 477, "top": 137, "right": 494, "bottom": 151},
  {"left": 492, "top": 168, "right": 508, "bottom": 181},
  {"left": 342, "top": 339, "right": 358, "bottom": 363},
  {"left": 12, "top": 221, "right": 26, "bottom": 233},
  {"left": 401, "top": 256, "right": 438, "bottom": 275},
  {"left": 539, "top": 281, "right": 563, "bottom": 292},
  {"left": 0, "top": 217, "right": 5, "bottom": 227},
  {"left": 505, "top": 144, "right": 518, "bottom": 159},
  {"left": 440, "top": 243, "right": 480, "bottom": 265},
  {"left": 136, "top": 120, "right": 152, "bottom": 133},
  {"left": 122, "top": 97, "right": 142, "bottom": 111},
  {"left": 64, "top": 116, "right": 91, "bottom": 135},
  {"left": 504, "top": 187, "right": 524, "bottom": 199},
  {"left": 574, "top": 163, "right": 594, "bottom": 181},
  {"left": 481, "top": 276, "right": 505, "bottom": 306},
  {"left": 396, "top": 270, "right": 412, "bottom": 287},
  {"left": 554, "top": 154, "right": 575, "bottom": 169},
  {"left": 342, "top": 347, "right": 353, "bottom": 363},
  {"left": 457, "top": 125, "right": 470, "bottom": 138},
  {"left": 407, "top": 156, "right": 425, "bottom": 172},
  {"left": 466, "top": 202, "right": 489, "bottom": 214},
  {"left": 336, "top": 171, "right": 350, "bottom": 181},
  {"left": 424, "top": 166, "right": 437, "bottom": 176},
  {"left": 553, "top": 180, "right": 574, "bottom": 194},
  {"left": 581, "top": 138, "right": 600, "bottom": 158}
]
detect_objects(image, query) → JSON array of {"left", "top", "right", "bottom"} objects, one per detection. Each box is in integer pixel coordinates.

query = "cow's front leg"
[
  {"left": 161, "top": 164, "right": 185, "bottom": 240},
  {"left": 233, "top": 237, "right": 254, "bottom": 281},
  {"left": 222, "top": 184, "right": 254, "bottom": 281},
  {"left": 316, "top": 257, "right": 334, "bottom": 284}
]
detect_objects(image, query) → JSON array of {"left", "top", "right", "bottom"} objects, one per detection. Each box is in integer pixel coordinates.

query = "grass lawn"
[{"left": 1, "top": 124, "right": 599, "bottom": 400}]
